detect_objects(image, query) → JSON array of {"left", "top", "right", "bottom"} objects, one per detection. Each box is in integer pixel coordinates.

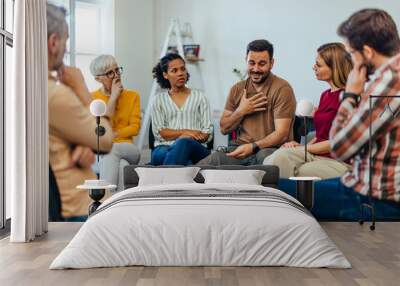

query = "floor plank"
[{"left": 0, "top": 222, "right": 399, "bottom": 286}]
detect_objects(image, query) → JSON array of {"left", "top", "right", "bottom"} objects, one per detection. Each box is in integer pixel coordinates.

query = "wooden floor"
[{"left": 0, "top": 222, "right": 399, "bottom": 286}]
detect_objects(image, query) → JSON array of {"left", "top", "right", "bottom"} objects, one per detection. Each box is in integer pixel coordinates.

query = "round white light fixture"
[
  {"left": 296, "top": 99, "right": 314, "bottom": 117},
  {"left": 89, "top": 99, "right": 107, "bottom": 117}
]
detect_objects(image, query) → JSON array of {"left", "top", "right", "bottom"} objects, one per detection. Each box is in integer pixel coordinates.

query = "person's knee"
[
  {"left": 297, "top": 164, "right": 312, "bottom": 176},
  {"left": 263, "top": 148, "right": 289, "bottom": 165},
  {"left": 113, "top": 143, "right": 141, "bottom": 164},
  {"left": 127, "top": 145, "right": 140, "bottom": 164},
  {"left": 256, "top": 148, "right": 277, "bottom": 163},
  {"left": 197, "top": 151, "right": 225, "bottom": 166},
  {"left": 208, "top": 152, "right": 227, "bottom": 165},
  {"left": 175, "top": 137, "right": 196, "bottom": 147},
  {"left": 151, "top": 147, "right": 168, "bottom": 165},
  {"left": 297, "top": 163, "right": 323, "bottom": 178},
  {"left": 298, "top": 161, "right": 348, "bottom": 179},
  {"left": 112, "top": 142, "right": 135, "bottom": 155}
]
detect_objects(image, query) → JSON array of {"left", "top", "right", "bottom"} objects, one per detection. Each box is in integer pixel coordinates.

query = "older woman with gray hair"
[{"left": 90, "top": 55, "right": 141, "bottom": 191}]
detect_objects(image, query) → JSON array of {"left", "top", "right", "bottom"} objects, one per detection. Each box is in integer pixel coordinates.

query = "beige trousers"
[{"left": 263, "top": 147, "right": 351, "bottom": 179}]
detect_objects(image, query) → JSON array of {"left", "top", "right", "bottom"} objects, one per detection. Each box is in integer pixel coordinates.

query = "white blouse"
[{"left": 151, "top": 89, "right": 213, "bottom": 147}]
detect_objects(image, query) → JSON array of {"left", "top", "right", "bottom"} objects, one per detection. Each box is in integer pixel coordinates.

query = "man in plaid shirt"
[{"left": 330, "top": 9, "right": 400, "bottom": 202}]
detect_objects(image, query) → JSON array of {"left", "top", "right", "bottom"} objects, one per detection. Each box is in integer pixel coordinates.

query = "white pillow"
[
  {"left": 200, "top": 169, "right": 266, "bottom": 185},
  {"left": 135, "top": 167, "right": 201, "bottom": 186}
]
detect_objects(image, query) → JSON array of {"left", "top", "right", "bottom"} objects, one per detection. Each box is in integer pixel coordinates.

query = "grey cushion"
[{"left": 124, "top": 165, "right": 279, "bottom": 190}]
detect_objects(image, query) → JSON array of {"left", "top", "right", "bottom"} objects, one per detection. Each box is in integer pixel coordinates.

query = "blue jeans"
[
  {"left": 151, "top": 138, "right": 210, "bottom": 166},
  {"left": 278, "top": 178, "right": 400, "bottom": 221}
]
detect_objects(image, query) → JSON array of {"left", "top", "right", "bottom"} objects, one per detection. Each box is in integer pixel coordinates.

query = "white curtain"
[{"left": 8, "top": 0, "right": 48, "bottom": 242}]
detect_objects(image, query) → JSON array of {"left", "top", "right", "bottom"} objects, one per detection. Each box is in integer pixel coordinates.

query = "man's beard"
[
  {"left": 249, "top": 70, "right": 270, "bottom": 84},
  {"left": 51, "top": 49, "right": 65, "bottom": 71},
  {"left": 365, "top": 62, "right": 375, "bottom": 79},
  {"left": 53, "top": 59, "right": 63, "bottom": 71},
  {"left": 361, "top": 54, "right": 376, "bottom": 80}
]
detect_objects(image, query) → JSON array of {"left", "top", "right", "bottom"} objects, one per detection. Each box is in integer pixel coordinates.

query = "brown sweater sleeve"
[
  {"left": 49, "top": 84, "right": 113, "bottom": 152},
  {"left": 272, "top": 85, "right": 297, "bottom": 119}
]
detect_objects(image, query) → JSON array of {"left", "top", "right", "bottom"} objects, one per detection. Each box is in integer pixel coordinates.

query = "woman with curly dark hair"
[{"left": 150, "top": 53, "right": 213, "bottom": 165}]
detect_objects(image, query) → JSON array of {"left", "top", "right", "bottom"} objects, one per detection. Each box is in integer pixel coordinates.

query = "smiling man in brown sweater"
[{"left": 198, "top": 39, "right": 296, "bottom": 166}]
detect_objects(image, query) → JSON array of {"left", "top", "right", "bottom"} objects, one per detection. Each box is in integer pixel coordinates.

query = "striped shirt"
[
  {"left": 151, "top": 89, "right": 213, "bottom": 147},
  {"left": 330, "top": 53, "right": 400, "bottom": 202}
]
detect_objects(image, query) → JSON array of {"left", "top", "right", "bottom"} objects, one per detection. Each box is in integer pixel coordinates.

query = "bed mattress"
[{"left": 50, "top": 183, "right": 350, "bottom": 269}]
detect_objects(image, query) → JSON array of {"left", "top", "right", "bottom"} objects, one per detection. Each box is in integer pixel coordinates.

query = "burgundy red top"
[{"left": 313, "top": 89, "right": 342, "bottom": 158}]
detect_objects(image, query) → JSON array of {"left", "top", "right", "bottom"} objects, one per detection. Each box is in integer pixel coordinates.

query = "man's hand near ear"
[{"left": 345, "top": 51, "right": 368, "bottom": 95}]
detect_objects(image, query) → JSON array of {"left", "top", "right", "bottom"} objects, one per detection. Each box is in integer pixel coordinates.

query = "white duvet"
[{"left": 50, "top": 183, "right": 350, "bottom": 269}]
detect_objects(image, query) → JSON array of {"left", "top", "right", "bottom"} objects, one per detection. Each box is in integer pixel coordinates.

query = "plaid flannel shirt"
[{"left": 330, "top": 53, "right": 400, "bottom": 202}]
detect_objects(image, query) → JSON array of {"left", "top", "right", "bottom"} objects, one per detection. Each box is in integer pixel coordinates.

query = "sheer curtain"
[{"left": 8, "top": 0, "right": 48, "bottom": 242}]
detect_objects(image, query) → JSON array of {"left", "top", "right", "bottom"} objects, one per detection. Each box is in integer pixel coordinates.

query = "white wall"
[
  {"left": 153, "top": 0, "right": 400, "bottom": 108},
  {"left": 115, "top": 0, "right": 154, "bottom": 109},
  {"left": 114, "top": 0, "right": 400, "bottom": 147}
]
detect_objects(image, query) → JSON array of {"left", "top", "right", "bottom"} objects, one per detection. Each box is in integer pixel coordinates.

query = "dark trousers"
[
  {"left": 197, "top": 148, "right": 277, "bottom": 166},
  {"left": 279, "top": 178, "right": 400, "bottom": 221},
  {"left": 151, "top": 138, "right": 210, "bottom": 166}
]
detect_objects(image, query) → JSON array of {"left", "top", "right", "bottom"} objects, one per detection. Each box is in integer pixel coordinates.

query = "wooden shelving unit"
[{"left": 185, "top": 55, "right": 205, "bottom": 63}]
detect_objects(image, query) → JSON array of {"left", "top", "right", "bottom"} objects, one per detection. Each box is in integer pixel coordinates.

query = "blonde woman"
[
  {"left": 264, "top": 43, "right": 352, "bottom": 179},
  {"left": 90, "top": 55, "right": 141, "bottom": 191}
]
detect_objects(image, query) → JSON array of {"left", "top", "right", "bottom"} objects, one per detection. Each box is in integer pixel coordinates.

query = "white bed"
[{"left": 50, "top": 183, "right": 350, "bottom": 269}]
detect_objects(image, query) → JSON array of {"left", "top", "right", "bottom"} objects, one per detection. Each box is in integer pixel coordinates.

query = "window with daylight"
[
  {"left": 0, "top": 0, "right": 14, "bottom": 232},
  {"left": 48, "top": 0, "right": 115, "bottom": 90}
]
